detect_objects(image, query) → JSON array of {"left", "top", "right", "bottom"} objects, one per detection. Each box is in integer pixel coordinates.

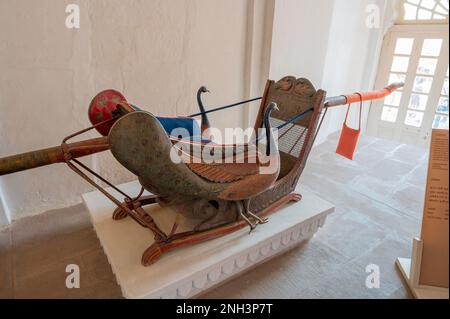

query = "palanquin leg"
[
  {"left": 111, "top": 192, "right": 301, "bottom": 266},
  {"left": 138, "top": 192, "right": 302, "bottom": 266},
  {"left": 112, "top": 195, "right": 167, "bottom": 242}
]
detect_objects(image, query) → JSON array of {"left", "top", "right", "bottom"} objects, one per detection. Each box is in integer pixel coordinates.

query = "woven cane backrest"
[
  {"left": 254, "top": 76, "right": 324, "bottom": 179},
  {"left": 250, "top": 76, "right": 326, "bottom": 213}
]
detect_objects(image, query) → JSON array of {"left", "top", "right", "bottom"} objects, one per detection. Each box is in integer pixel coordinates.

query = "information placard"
[{"left": 419, "top": 129, "right": 449, "bottom": 288}]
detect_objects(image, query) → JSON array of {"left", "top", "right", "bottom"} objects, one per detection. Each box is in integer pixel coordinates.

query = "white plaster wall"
[
  {"left": 269, "top": 0, "right": 390, "bottom": 145},
  {"left": 244, "top": 0, "right": 275, "bottom": 127},
  {"left": 0, "top": 0, "right": 95, "bottom": 224},
  {"left": 317, "top": 0, "right": 390, "bottom": 144},
  {"left": 0, "top": 0, "right": 273, "bottom": 223},
  {"left": 270, "top": 0, "right": 334, "bottom": 85}
]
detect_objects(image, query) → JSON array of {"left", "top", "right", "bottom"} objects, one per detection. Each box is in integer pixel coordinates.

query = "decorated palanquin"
[{"left": 0, "top": 76, "right": 403, "bottom": 265}]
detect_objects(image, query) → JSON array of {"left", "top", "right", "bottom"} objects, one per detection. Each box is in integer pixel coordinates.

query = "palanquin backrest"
[{"left": 249, "top": 76, "right": 326, "bottom": 213}]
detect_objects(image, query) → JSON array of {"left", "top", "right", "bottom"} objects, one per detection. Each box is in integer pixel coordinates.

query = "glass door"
[{"left": 367, "top": 24, "right": 449, "bottom": 147}]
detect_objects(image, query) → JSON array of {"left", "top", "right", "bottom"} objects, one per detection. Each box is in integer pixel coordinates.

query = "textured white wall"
[
  {"left": 317, "top": 0, "right": 390, "bottom": 144},
  {"left": 270, "top": 0, "right": 390, "bottom": 145},
  {"left": 0, "top": 0, "right": 273, "bottom": 223},
  {"left": 270, "top": 0, "right": 334, "bottom": 85}
]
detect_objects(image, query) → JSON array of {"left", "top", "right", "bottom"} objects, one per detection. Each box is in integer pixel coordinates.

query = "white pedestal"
[
  {"left": 82, "top": 180, "right": 334, "bottom": 299},
  {"left": 396, "top": 238, "right": 449, "bottom": 299}
]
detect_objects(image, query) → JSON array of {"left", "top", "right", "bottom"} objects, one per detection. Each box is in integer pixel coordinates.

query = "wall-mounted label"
[{"left": 420, "top": 129, "right": 449, "bottom": 288}]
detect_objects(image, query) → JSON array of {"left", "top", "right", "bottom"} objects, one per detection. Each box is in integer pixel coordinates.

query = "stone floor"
[{"left": 0, "top": 132, "right": 427, "bottom": 298}]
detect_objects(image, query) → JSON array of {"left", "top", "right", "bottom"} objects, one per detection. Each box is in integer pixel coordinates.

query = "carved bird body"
[{"left": 109, "top": 103, "right": 280, "bottom": 230}]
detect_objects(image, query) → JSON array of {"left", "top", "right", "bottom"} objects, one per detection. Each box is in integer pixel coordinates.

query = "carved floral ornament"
[{"left": 274, "top": 76, "right": 316, "bottom": 98}]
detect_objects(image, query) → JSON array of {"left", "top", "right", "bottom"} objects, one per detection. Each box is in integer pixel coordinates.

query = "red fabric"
[{"left": 336, "top": 93, "right": 362, "bottom": 160}]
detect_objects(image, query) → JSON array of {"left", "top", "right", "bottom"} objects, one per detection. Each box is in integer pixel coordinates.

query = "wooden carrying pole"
[
  {"left": 0, "top": 137, "right": 109, "bottom": 176},
  {"left": 324, "top": 82, "right": 404, "bottom": 108}
]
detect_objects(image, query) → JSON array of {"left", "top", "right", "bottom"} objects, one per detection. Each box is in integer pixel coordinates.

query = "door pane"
[
  {"left": 417, "top": 58, "right": 438, "bottom": 75},
  {"left": 413, "top": 76, "right": 433, "bottom": 93},
  {"left": 404, "top": 110, "right": 424, "bottom": 127},
  {"left": 409, "top": 93, "right": 429, "bottom": 110},
  {"left": 385, "top": 91, "right": 402, "bottom": 106},
  {"left": 421, "top": 39, "right": 443, "bottom": 56},
  {"left": 381, "top": 106, "right": 399, "bottom": 122},
  {"left": 433, "top": 114, "right": 449, "bottom": 129},
  {"left": 391, "top": 56, "right": 410, "bottom": 72},
  {"left": 437, "top": 97, "right": 449, "bottom": 114},
  {"left": 388, "top": 73, "right": 406, "bottom": 86},
  {"left": 442, "top": 78, "right": 449, "bottom": 95},
  {"left": 395, "top": 38, "right": 414, "bottom": 55}
]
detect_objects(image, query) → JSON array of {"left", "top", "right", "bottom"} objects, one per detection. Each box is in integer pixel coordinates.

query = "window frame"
[{"left": 396, "top": 0, "right": 449, "bottom": 25}]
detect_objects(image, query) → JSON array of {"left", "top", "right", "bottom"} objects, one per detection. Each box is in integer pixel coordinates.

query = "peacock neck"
[
  {"left": 197, "top": 90, "right": 210, "bottom": 129},
  {"left": 264, "top": 111, "right": 278, "bottom": 157}
]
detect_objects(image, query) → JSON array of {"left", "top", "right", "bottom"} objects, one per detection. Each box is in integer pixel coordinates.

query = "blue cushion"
[
  {"left": 129, "top": 104, "right": 203, "bottom": 139},
  {"left": 156, "top": 116, "right": 201, "bottom": 138}
]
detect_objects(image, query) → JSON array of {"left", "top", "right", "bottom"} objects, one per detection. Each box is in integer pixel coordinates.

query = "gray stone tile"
[
  {"left": 361, "top": 201, "right": 420, "bottom": 239},
  {"left": 311, "top": 233, "right": 412, "bottom": 299},
  {"left": 202, "top": 240, "right": 349, "bottom": 299},
  {"left": 388, "top": 144, "right": 428, "bottom": 164},
  {"left": 11, "top": 203, "right": 91, "bottom": 247},
  {"left": 369, "top": 138, "right": 403, "bottom": 153},
  {"left": 66, "top": 280, "right": 123, "bottom": 299},
  {"left": 299, "top": 171, "right": 374, "bottom": 210},
  {"left": 327, "top": 131, "right": 342, "bottom": 142},
  {"left": 388, "top": 286, "right": 413, "bottom": 299},
  {"left": 9, "top": 203, "right": 122, "bottom": 299},
  {"left": 309, "top": 262, "right": 386, "bottom": 299},
  {"left": 353, "top": 147, "right": 388, "bottom": 170},
  {"left": 349, "top": 174, "right": 399, "bottom": 205},
  {"left": 350, "top": 234, "right": 412, "bottom": 298},
  {"left": 13, "top": 246, "right": 122, "bottom": 299},
  {"left": 405, "top": 162, "right": 428, "bottom": 187},
  {"left": 78, "top": 248, "right": 121, "bottom": 287},
  {"left": 387, "top": 183, "right": 425, "bottom": 218},
  {"left": 12, "top": 227, "right": 99, "bottom": 282},
  {"left": 14, "top": 257, "right": 80, "bottom": 298},
  {"left": 309, "top": 140, "right": 339, "bottom": 159},
  {"left": 366, "top": 158, "right": 416, "bottom": 184},
  {"left": 312, "top": 150, "right": 361, "bottom": 169},
  {"left": 355, "top": 134, "right": 378, "bottom": 150},
  {"left": 305, "top": 160, "right": 363, "bottom": 185},
  {"left": 315, "top": 209, "right": 388, "bottom": 261}
]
